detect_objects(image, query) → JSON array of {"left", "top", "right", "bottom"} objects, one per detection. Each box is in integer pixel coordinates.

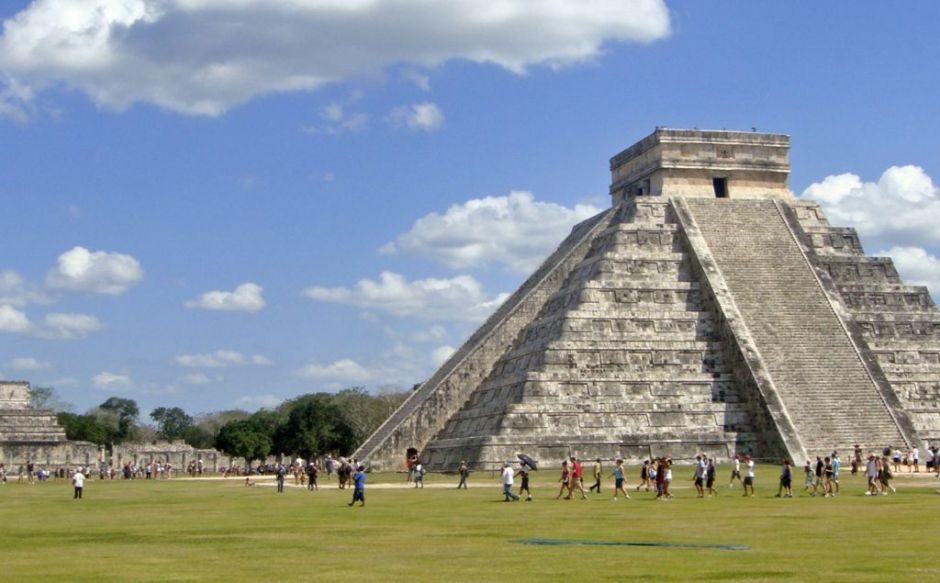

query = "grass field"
[{"left": 1, "top": 466, "right": 938, "bottom": 581}]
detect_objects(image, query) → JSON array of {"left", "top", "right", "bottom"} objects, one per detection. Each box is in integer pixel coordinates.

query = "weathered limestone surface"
[
  {"left": 354, "top": 209, "right": 616, "bottom": 469},
  {"left": 358, "top": 128, "right": 936, "bottom": 471},
  {"left": 680, "top": 198, "right": 913, "bottom": 459},
  {"left": 789, "top": 202, "right": 940, "bottom": 443},
  {"left": 0, "top": 381, "right": 98, "bottom": 468},
  {"left": 112, "top": 441, "right": 226, "bottom": 472}
]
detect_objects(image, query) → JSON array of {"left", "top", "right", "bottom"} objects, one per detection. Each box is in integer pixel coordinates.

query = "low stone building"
[
  {"left": 112, "top": 440, "right": 227, "bottom": 473},
  {"left": 0, "top": 380, "right": 99, "bottom": 470}
]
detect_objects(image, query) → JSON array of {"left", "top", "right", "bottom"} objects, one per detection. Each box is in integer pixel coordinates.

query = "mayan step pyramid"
[{"left": 355, "top": 128, "right": 939, "bottom": 470}]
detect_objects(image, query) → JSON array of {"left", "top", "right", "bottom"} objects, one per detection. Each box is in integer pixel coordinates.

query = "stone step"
[{"left": 683, "top": 198, "right": 907, "bottom": 454}]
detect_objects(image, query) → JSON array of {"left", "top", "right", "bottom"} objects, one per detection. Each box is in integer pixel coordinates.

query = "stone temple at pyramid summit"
[{"left": 355, "top": 128, "right": 940, "bottom": 471}]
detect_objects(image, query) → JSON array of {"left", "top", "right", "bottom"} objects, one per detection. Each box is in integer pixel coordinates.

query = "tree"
[
  {"left": 183, "top": 410, "right": 252, "bottom": 449},
  {"left": 150, "top": 406, "right": 194, "bottom": 441},
  {"left": 273, "top": 394, "right": 356, "bottom": 459},
  {"left": 215, "top": 419, "right": 272, "bottom": 469},
  {"left": 331, "top": 386, "right": 408, "bottom": 449},
  {"left": 98, "top": 397, "right": 140, "bottom": 442},
  {"left": 57, "top": 412, "right": 109, "bottom": 444}
]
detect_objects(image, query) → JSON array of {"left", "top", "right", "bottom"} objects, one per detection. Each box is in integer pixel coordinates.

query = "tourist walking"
[
  {"left": 830, "top": 452, "right": 841, "bottom": 495},
  {"left": 729, "top": 455, "right": 742, "bottom": 488},
  {"left": 413, "top": 461, "right": 425, "bottom": 488},
  {"left": 276, "top": 464, "right": 286, "bottom": 493},
  {"left": 742, "top": 455, "right": 755, "bottom": 497},
  {"left": 457, "top": 460, "right": 469, "bottom": 489},
  {"left": 636, "top": 460, "right": 651, "bottom": 492},
  {"left": 706, "top": 458, "right": 718, "bottom": 496},
  {"left": 589, "top": 458, "right": 602, "bottom": 494},
  {"left": 567, "top": 456, "right": 587, "bottom": 500},
  {"left": 611, "top": 459, "right": 630, "bottom": 500},
  {"left": 72, "top": 467, "right": 86, "bottom": 499},
  {"left": 502, "top": 461, "right": 520, "bottom": 501},
  {"left": 663, "top": 458, "right": 673, "bottom": 499},
  {"left": 812, "top": 456, "right": 824, "bottom": 496},
  {"left": 516, "top": 462, "right": 532, "bottom": 501},
  {"left": 555, "top": 460, "right": 570, "bottom": 499},
  {"left": 911, "top": 447, "right": 920, "bottom": 472},
  {"left": 823, "top": 456, "right": 834, "bottom": 497},
  {"left": 865, "top": 453, "right": 880, "bottom": 495},
  {"left": 693, "top": 455, "right": 706, "bottom": 497},
  {"left": 306, "top": 461, "right": 318, "bottom": 491},
  {"left": 348, "top": 465, "right": 366, "bottom": 507},
  {"left": 775, "top": 459, "right": 792, "bottom": 497}
]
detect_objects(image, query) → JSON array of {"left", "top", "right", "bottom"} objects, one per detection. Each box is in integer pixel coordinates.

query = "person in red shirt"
[{"left": 566, "top": 456, "right": 587, "bottom": 500}]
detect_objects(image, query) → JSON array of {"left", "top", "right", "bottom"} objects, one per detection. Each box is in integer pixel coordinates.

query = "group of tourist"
[{"left": 486, "top": 444, "right": 940, "bottom": 502}]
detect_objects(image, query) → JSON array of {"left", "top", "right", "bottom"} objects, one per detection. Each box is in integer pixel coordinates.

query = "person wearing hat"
[{"left": 501, "top": 461, "right": 520, "bottom": 501}]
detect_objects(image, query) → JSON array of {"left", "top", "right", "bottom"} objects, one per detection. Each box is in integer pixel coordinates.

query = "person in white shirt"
[
  {"left": 501, "top": 462, "right": 519, "bottom": 501},
  {"left": 72, "top": 468, "right": 86, "bottom": 499},
  {"left": 729, "top": 455, "right": 742, "bottom": 488},
  {"left": 911, "top": 448, "right": 920, "bottom": 473},
  {"left": 742, "top": 456, "right": 755, "bottom": 497}
]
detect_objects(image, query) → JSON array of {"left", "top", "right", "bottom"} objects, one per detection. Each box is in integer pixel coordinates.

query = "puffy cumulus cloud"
[
  {"left": 381, "top": 191, "right": 602, "bottom": 273},
  {"left": 387, "top": 102, "right": 444, "bottom": 131},
  {"left": 801, "top": 165, "right": 940, "bottom": 249},
  {"left": 175, "top": 349, "right": 271, "bottom": 368},
  {"left": 45, "top": 246, "right": 143, "bottom": 295},
  {"left": 295, "top": 358, "right": 374, "bottom": 384},
  {"left": 0, "top": 306, "right": 103, "bottom": 339},
  {"left": 430, "top": 345, "right": 456, "bottom": 367},
  {"left": 8, "top": 356, "right": 50, "bottom": 371},
  {"left": 878, "top": 246, "right": 940, "bottom": 300},
  {"left": 0, "top": 304, "right": 31, "bottom": 333},
  {"left": 1, "top": 270, "right": 54, "bottom": 306},
  {"left": 304, "top": 271, "right": 509, "bottom": 322},
  {"left": 185, "top": 282, "right": 265, "bottom": 312},
  {"left": 36, "top": 312, "right": 104, "bottom": 339},
  {"left": 0, "top": 0, "right": 670, "bottom": 116},
  {"left": 92, "top": 371, "right": 132, "bottom": 390}
]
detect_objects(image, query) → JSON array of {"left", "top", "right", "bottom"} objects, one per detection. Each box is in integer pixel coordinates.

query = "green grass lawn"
[{"left": 1, "top": 466, "right": 938, "bottom": 581}]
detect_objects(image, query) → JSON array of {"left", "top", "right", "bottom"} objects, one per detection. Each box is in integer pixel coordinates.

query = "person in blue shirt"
[{"left": 348, "top": 465, "right": 366, "bottom": 507}]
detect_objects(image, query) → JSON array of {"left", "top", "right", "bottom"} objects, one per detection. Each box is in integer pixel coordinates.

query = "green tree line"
[{"left": 38, "top": 386, "right": 407, "bottom": 467}]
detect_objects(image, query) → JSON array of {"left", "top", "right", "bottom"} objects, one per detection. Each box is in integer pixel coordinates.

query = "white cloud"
[
  {"left": 304, "top": 102, "right": 368, "bottom": 135},
  {"left": 0, "top": 270, "right": 55, "bottom": 306},
  {"left": 0, "top": 0, "right": 670, "bottom": 117},
  {"left": 801, "top": 165, "right": 940, "bottom": 250},
  {"left": 8, "top": 356, "right": 50, "bottom": 371},
  {"left": 37, "top": 312, "right": 104, "bottom": 340},
  {"left": 295, "top": 358, "right": 374, "bottom": 383},
  {"left": 381, "top": 190, "right": 602, "bottom": 273},
  {"left": 237, "top": 394, "right": 283, "bottom": 409},
  {"left": 92, "top": 371, "right": 132, "bottom": 390},
  {"left": 430, "top": 345, "right": 456, "bottom": 367},
  {"left": 46, "top": 246, "right": 143, "bottom": 295},
  {"left": 0, "top": 304, "right": 31, "bottom": 333},
  {"left": 175, "top": 349, "right": 272, "bottom": 368},
  {"left": 878, "top": 246, "right": 940, "bottom": 300},
  {"left": 0, "top": 74, "right": 34, "bottom": 122},
  {"left": 387, "top": 102, "right": 444, "bottom": 131},
  {"left": 180, "top": 372, "right": 212, "bottom": 385},
  {"left": 304, "top": 271, "right": 508, "bottom": 322},
  {"left": 411, "top": 325, "right": 448, "bottom": 343},
  {"left": 185, "top": 282, "right": 265, "bottom": 312}
]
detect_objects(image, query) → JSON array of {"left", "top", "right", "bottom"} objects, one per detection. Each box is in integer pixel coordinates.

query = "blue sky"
[{"left": 2, "top": 1, "right": 939, "bottom": 416}]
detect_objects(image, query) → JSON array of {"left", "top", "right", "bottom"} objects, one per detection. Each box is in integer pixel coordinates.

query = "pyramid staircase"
[{"left": 678, "top": 198, "right": 911, "bottom": 457}]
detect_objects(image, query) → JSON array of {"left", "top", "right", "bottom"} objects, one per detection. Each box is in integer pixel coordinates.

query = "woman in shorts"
[
  {"left": 612, "top": 459, "right": 629, "bottom": 500},
  {"left": 555, "top": 460, "right": 570, "bottom": 499}
]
